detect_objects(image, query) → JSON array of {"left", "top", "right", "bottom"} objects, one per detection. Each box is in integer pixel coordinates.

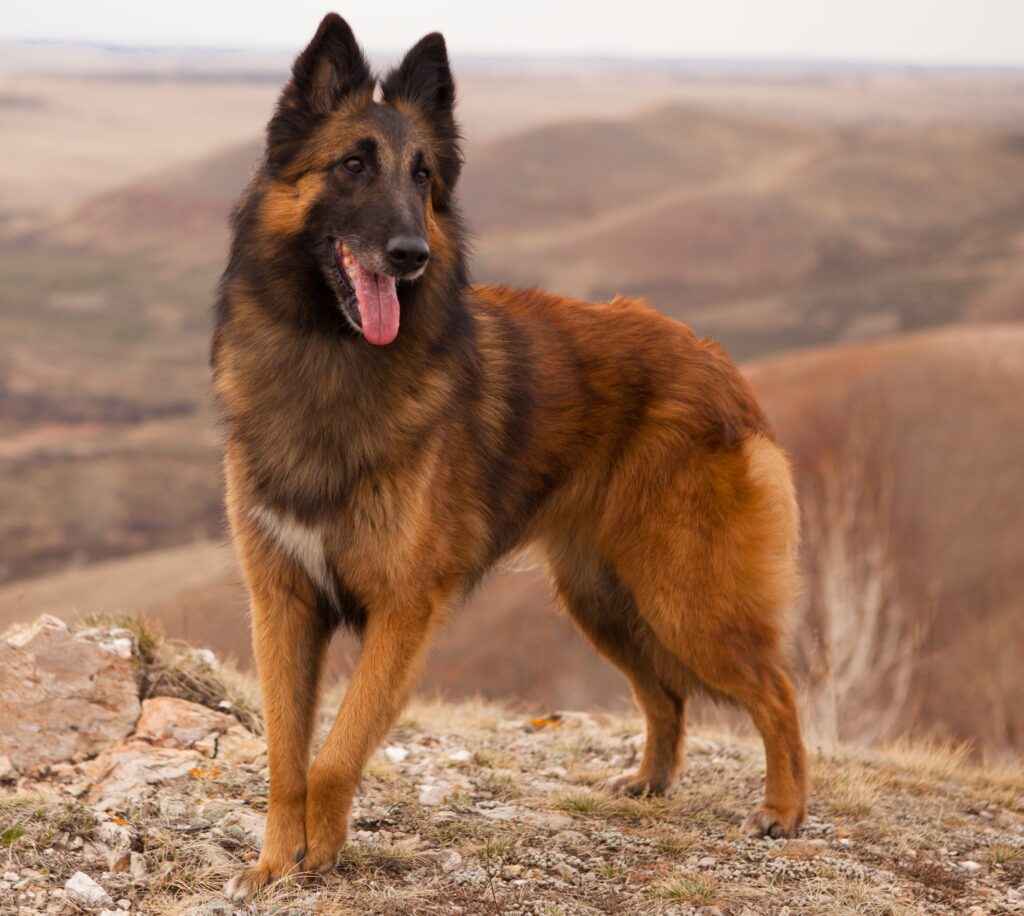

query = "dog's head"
[{"left": 260, "top": 14, "right": 462, "bottom": 345}]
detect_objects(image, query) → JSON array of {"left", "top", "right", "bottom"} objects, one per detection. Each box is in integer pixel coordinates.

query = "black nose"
[{"left": 386, "top": 235, "right": 430, "bottom": 273}]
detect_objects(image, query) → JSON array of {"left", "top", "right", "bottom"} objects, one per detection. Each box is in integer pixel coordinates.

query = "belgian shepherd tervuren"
[{"left": 213, "top": 13, "right": 807, "bottom": 898}]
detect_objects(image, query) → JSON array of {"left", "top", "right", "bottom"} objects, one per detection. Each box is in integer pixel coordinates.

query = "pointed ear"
[
  {"left": 266, "top": 13, "right": 374, "bottom": 173},
  {"left": 382, "top": 33, "right": 462, "bottom": 202}
]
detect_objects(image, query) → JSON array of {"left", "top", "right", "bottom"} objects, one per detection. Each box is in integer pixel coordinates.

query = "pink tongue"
[{"left": 352, "top": 259, "right": 399, "bottom": 346}]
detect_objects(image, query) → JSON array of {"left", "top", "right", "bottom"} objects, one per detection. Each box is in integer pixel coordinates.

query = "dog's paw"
[
  {"left": 225, "top": 847, "right": 305, "bottom": 902},
  {"left": 743, "top": 804, "right": 804, "bottom": 839},
  {"left": 225, "top": 864, "right": 276, "bottom": 902},
  {"left": 606, "top": 771, "right": 669, "bottom": 797},
  {"left": 301, "top": 842, "right": 341, "bottom": 876}
]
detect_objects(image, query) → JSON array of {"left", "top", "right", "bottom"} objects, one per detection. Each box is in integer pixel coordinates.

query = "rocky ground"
[{"left": 1, "top": 617, "right": 1023, "bottom": 915}]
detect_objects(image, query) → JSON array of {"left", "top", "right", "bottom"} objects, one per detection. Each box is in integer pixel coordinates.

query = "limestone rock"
[
  {"left": 86, "top": 741, "right": 205, "bottom": 810},
  {"left": 418, "top": 784, "right": 447, "bottom": 806},
  {"left": 134, "top": 696, "right": 235, "bottom": 757},
  {"left": 0, "top": 616, "right": 141, "bottom": 775},
  {"left": 65, "top": 871, "right": 110, "bottom": 907},
  {"left": 216, "top": 724, "right": 266, "bottom": 765}
]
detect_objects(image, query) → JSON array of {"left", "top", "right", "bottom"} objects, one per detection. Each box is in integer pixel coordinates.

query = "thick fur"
[{"left": 213, "top": 14, "right": 808, "bottom": 899}]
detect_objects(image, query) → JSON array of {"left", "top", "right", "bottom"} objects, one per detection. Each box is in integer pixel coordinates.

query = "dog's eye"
[
  {"left": 414, "top": 168, "right": 430, "bottom": 186},
  {"left": 343, "top": 157, "right": 364, "bottom": 174}
]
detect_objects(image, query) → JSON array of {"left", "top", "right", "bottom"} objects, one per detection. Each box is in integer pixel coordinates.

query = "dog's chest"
[
  {"left": 249, "top": 469, "right": 429, "bottom": 600},
  {"left": 251, "top": 505, "right": 338, "bottom": 602}
]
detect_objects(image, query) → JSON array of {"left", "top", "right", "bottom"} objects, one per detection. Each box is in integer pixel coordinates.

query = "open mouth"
[{"left": 331, "top": 239, "right": 401, "bottom": 346}]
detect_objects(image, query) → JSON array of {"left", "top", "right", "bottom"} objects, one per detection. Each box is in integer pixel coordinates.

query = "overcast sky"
[{"left": 4, "top": 0, "right": 1023, "bottom": 67}]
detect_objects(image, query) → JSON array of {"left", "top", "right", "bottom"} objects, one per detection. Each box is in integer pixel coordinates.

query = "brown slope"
[
  {"left": 38, "top": 139, "right": 262, "bottom": 263},
  {"left": 466, "top": 109, "right": 1024, "bottom": 360},
  {"left": 746, "top": 323, "right": 1024, "bottom": 750}
]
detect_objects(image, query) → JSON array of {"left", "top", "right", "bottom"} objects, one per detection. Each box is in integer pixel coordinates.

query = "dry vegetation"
[{"left": 1, "top": 630, "right": 1022, "bottom": 915}]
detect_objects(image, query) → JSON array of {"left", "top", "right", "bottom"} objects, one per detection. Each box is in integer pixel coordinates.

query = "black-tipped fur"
[
  {"left": 267, "top": 13, "right": 375, "bottom": 173},
  {"left": 382, "top": 33, "right": 463, "bottom": 206}
]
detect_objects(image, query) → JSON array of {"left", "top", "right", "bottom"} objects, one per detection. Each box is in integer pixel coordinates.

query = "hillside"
[
  {"left": 25, "top": 99, "right": 1024, "bottom": 354},
  {"left": 1, "top": 618, "right": 1022, "bottom": 915},
  {"left": 465, "top": 108, "right": 1024, "bottom": 360},
  {"left": 5, "top": 97, "right": 1024, "bottom": 591}
]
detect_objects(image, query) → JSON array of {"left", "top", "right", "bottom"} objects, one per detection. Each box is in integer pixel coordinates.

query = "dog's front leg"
[
  {"left": 225, "top": 525, "right": 331, "bottom": 901},
  {"left": 303, "top": 595, "right": 443, "bottom": 872}
]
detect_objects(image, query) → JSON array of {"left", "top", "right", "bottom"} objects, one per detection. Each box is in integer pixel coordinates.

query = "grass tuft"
[
  {"left": 86, "top": 613, "right": 264, "bottom": 734},
  {"left": 651, "top": 872, "right": 717, "bottom": 903}
]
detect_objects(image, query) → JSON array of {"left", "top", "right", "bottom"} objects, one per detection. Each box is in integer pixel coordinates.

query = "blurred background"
[{"left": 1, "top": 2, "right": 1022, "bottom": 757}]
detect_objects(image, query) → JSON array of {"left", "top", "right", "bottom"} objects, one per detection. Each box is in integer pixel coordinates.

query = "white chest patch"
[{"left": 251, "top": 505, "right": 338, "bottom": 604}]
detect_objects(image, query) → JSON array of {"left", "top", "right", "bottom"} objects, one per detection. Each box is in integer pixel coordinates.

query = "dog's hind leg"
[
  {"left": 608, "top": 436, "right": 808, "bottom": 836},
  {"left": 549, "top": 547, "right": 690, "bottom": 796}
]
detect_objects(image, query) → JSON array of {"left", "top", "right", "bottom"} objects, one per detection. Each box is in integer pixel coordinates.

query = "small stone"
[
  {"left": 418, "top": 784, "right": 446, "bottom": 806},
  {"left": 194, "top": 734, "right": 218, "bottom": 758},
  {"left": 519, "top": 810, "right": 572, "bottom": 829},
  {"left": 554, "top": 862, "right": 578, "bottom": 882},
  {"left": 109, "top": 850, "right": 131, "bottom": 873},
  {"left": 220, "top": 808, "right": 267, "bottom": 846},
  {"left": 478, "top": 804, "right": 518, "bottom": 821},
  {"left": 3, "top": 872, "right": 18, "bottom": 882},
  {"left": 384, "top": 746, "right": 409, "bottom": 764},
  {"left": 1007, "top": 888, "right": 1022, "bottom": 903},
  {"left": 130, "top": 852, "right": 148, "bottom": 882},
  {"left": 961, "top": 860, "right": 982, "bottom": 874},
  {"left": 699, "top": 856, "right": 717, "bottom": 867},
  {"left": 65, "top": 871, "right": 110, "bottom": 907},
  {"left": 216, "top": 725, "right": 265, "bottom": 765},
  {"left": 447, "top": 749, "right": 471, "bottom": 763},
  {"left": 423, "top": 849, "right": 462, "bottom": 873},
  {"left": 192, "top": 648, "right": 219, "bottom": 669},
  {"left": 96, "top": 818, "right": 133, "bottom": 851},
  {"left": 117, "top": 901, "right": 131, "bottom": 911}
]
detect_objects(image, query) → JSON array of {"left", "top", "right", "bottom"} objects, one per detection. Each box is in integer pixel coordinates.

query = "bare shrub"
[{"left": 795, "top": 397, "right": 933, "bottom": 746}]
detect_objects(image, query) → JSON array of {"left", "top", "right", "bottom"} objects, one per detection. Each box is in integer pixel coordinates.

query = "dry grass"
[
  {"left": 650, "top": 872, "right": 718, "bottom": 903},
  {"left": 875, "top": 737, "right": 974, "bottom": 783},
  {"left": 818, "top": 762, "right": 885, "bottom": 817},
  {"left": 2, "top": 660, "right": 1021, "bottom": 915},
  {"left": 86, "top": 613, "right": 264, "bottom": 734}
]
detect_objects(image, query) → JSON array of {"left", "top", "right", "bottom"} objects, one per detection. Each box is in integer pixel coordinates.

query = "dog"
[{"left": 212, "top": 13, "right": 808, "bottom": 899}]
